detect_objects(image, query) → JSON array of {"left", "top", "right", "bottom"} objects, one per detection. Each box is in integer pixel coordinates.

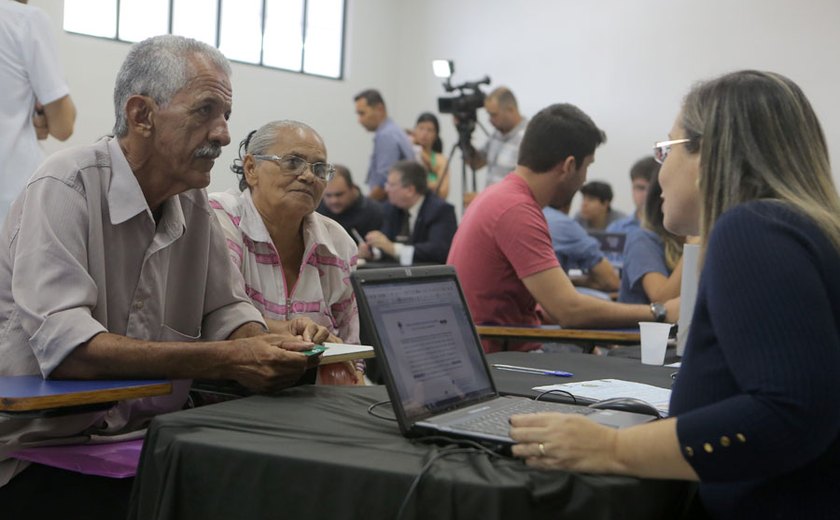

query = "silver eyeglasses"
[
  {"left": 252, "top": 154, "right": 336, "bottom": 182},
  {"left": 653, "top": 138, "right": 692, "bottom": 164}
]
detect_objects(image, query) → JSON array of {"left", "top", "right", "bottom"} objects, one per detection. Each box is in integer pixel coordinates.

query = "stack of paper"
[{"left": 533, "top": 379, "right": 671, "bottom": 416}]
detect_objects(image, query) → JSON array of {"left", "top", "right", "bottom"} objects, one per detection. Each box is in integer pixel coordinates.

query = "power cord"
[
  {"left": 367, "top": 400, "right": 398, "bottom": 422},
  {"left": 532, "top": 388, "right": 577, "bottom": 403},
  {"left": 396, "top": 436, "right": 509, "bottom": 520}
]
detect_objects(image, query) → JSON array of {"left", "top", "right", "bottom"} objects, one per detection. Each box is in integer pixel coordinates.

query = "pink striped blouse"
[{"left": 209, "top": 189, "right": 360, "bottom": 345}]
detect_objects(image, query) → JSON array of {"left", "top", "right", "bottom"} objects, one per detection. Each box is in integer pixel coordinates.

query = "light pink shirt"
[{"left": 210, "top": 189, "right": 360, "bottom": 344}]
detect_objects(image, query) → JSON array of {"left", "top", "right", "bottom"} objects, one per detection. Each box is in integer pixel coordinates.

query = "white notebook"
[{"left": 320, "top": 342, "right": 375, "bottom": 364}]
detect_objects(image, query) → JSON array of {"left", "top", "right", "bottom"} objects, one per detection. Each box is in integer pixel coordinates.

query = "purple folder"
[{"left": 10, "top": 438, "right": 143, "bottom": 478}]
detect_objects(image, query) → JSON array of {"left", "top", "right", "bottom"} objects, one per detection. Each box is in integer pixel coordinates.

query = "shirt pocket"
[{"left": 159, "top": 323, "right": 202, "bottom": 342}]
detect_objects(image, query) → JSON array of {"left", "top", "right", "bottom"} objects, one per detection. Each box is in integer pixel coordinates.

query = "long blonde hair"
[
  {"left": 640, "top": 170, "right": 685, "bottom": 271},
  {"left": 680, "top": 70, "right": 840, "bottom": 255}
]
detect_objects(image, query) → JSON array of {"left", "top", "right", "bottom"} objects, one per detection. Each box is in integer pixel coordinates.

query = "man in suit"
[
  {"left": 360, "top": 160, "right": 456, "bottom": 265},
  {"left": 316, "top": 164, "right": 383, "bottom": 238}
]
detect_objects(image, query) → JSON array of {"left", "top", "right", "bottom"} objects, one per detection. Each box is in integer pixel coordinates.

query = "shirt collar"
[
  {"left": 407, "top": 195, "right": 425, "bottom": 219},
  {"left": 238, "top": 189, "right": 341, "bottom": 257},
  {"left": 106, "top": 137, "right": 186, "bottom": 233},
  {"left": 107, "top": 137, "right": 150, "bottom": 224}
]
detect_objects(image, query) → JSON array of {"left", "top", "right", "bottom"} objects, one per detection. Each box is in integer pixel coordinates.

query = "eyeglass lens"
[{"left": 654, "top": 145, "right": 668, "bottom": 164}]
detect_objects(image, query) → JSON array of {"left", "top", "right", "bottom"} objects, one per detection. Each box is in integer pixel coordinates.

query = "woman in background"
[
  {"left": 210, "top": 121, "right": 363, "bottom": 385},
  {"left": 412, "top": 112, "right": 450, "bottom": 199},
  {"left": 618, "top": 170, "right": 687, "bottom": 304},
  {"left": 510, "top": 70, "right": 840, "bottom": 519}
]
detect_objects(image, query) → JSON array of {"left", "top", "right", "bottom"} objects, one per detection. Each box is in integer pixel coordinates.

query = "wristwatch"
[{"left": 649, "top": 302, "right": 667, "bottom": 322}]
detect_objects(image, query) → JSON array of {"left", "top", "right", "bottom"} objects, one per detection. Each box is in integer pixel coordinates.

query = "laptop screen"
[
  {"left": 358, "top": 275, "right": 496, "bottom": 422},
  {"left": 589, "top": 231, "right": 627, "bottom": 254}
]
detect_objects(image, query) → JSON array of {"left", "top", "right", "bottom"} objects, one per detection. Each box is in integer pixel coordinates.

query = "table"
[
  {"left": 488, "top": 351, "right": 675, "bottom": 402},
  {"left": 129, "top": 385, "right": 692, "bottom": 520},
  {"left": 476, "top": 324, "right": 641, "bottom": 352},
  {"left": 476, "top": 325, "right": 640, "bottom": 345},
  {"left": 0, "top": 376, "right": 172, "bottom": 415}
]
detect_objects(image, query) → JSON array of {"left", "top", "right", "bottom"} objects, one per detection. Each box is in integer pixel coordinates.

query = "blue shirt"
[
  {"left": 606, "top": 214, "right": 640, "bottom": 234},
  {"left": 366, "top": 117, "right": 415, "bottom": 190},
  {"left": 604, "top": 214, "right": 639, "bottom": 267},
  {"left": 618, "top": 228, "right": 668, "bottom": 304},
  {"left": 543, "top": 206, "right": 604, "bottom": 272}
]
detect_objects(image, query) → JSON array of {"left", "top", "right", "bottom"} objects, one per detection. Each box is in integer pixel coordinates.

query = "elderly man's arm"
[{"left": 51, "top": 331, "right": 317, "bottom": 394}]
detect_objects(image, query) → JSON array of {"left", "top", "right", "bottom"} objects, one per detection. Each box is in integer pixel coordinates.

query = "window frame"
[{"left": 62, "top": 0, "right": 347, "bottom": 80}]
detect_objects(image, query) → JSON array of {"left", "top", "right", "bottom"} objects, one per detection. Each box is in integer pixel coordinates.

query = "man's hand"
[
  {"left": 227, "top": 334, "right": 320, "bottom": 393},
  {"left": 369, "top": 185, "right": 386, "bottom": 201},
  {"left": 463, "top": 192, "right": 477, "bottom": 208},
  {"left": 358, "top": 241, "right": 374, "bottom": 260},
  {"left": 365, "top": 230, "right": 395, "bottom": 257},
  {"left": 33, "top": 102, "right": 48, "bottom": 140}
]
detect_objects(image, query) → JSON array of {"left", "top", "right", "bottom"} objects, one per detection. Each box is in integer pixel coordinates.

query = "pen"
[{"left": 491, "top": 364, "right": 573, "bottom": 377}]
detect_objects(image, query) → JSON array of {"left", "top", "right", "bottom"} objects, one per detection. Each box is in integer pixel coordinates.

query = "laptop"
[
  {"left": 589, "top": 231, "right": 627, "bottom": 268},
  {"left": 352, "top": 266, "right": 653, "bottom": 446}
]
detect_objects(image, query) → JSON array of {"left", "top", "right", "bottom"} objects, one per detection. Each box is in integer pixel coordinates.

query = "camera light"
[{"left": 432, "top": 59, "right": 453, "bottom": 79}]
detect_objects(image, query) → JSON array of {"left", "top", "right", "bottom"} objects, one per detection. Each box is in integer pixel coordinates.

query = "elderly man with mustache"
[{"left": 0, "top": 35, "right": 326, "bottom": 517}]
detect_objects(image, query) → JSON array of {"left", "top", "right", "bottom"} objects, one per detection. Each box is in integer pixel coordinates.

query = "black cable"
[
  {"left": 412, "top": 435, "right": 510, "bottom": 459},
  {"left": 366, "top": 400, "right": 398, "bottom": 422},
  {"left": 533, "top": 388, "right": 577, "bottom": 404},
  {"left": 395, "top": 441, "right": 505, "bottom": 520}
]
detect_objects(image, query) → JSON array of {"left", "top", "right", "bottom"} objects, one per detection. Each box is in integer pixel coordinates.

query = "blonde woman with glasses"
[{"left": 509, "top": 71, "right": 840, "bottom": 519}]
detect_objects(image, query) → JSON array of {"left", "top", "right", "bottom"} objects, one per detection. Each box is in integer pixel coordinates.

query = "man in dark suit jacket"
[{"left": 360, "top": 160, "right": 457, "bottom": 265}]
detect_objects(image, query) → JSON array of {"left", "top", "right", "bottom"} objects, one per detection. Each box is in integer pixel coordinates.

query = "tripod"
[{"left": 442, "top": 116, "right": 479, "bottom": 208}]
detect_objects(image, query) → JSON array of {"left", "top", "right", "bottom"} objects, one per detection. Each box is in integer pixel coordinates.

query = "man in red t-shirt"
[{"left": 447, "top": 103, "right": 676, "bottom": 352}]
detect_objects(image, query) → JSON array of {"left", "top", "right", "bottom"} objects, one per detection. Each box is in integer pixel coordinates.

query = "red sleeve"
[{"left": 495, "top": 203, "right": 560, "bottom": 279}]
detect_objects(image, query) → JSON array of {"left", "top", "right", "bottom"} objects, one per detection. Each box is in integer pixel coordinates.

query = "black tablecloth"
[
  {"left": 129, "top": 385, "right": 692, "bottom": 520},
  {"left": 488, "top": 351, "right": 676, "bottom": 402}
]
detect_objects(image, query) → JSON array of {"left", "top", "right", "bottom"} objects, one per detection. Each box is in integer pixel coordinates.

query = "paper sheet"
[{"left": 534, "top": 378, "right": 671, "bottom": 416}]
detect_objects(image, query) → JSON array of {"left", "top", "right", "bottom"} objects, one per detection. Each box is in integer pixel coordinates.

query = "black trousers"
[{"left": 0, "top": 463, "right": 134, "bottom": 520}]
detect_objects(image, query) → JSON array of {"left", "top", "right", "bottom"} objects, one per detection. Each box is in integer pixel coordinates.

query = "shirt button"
[
  {"left": 720, "top": 436, "right": 731, "bottom": 447},
  {"left": 703, "top": 443, "right": 714, "bottom": 453},
  {"left": 736, "top": 433, "right": 747, "bottom": 443},
  {"left": 684, "top": 446, "right": 694, "bottom": 457},
  {"left": 135, "top": 300, "right": 144, "bottom": 310}
]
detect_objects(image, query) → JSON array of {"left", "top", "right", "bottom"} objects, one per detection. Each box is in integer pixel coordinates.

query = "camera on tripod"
[
  {"left": 433, "top": 60, "right": 491, "bottom": 124},
  {"left": 437, "top": 77, "right": 491, "bottom": 123},
  {"left": 432, "top": 60, "right": 492, "bottom": 195}
]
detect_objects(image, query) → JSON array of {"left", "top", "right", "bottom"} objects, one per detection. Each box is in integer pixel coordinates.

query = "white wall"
[
  {"left": 392, "top": 0, "right": 840, "bottom": 215},
  {"left": 30, "top": 0, "right": 840, "bottom": 215},
  {"left": 30, "top": 0, "right": 405, "bottom": 195}
]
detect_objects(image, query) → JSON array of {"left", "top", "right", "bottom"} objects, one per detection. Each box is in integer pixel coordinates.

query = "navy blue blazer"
[{"left": 380, "top": 194, "right": 457, "bottom": 264}]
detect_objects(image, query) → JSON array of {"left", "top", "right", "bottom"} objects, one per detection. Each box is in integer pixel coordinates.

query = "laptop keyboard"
[{"left": 455, "top": 400, "right": 595, "bottom": 437}]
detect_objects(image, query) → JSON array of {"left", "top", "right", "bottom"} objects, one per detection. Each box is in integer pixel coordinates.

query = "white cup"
[{"left": 639, "top": 322, "right": 673, "bottom": 365}]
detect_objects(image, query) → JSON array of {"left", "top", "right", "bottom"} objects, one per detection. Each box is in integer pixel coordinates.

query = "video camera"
[{"left": 437, "top": 75, "right": 491, "bottom": 124}]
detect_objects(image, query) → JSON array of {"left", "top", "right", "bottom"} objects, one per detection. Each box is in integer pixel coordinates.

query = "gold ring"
[{"left": 538, "top": 443, "right": 546, "bottom": 457}]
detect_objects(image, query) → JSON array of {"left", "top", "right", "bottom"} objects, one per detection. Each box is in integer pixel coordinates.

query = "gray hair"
[
  {"left": 112, "top": 35, "right": 231, "bottom": 137},
  {"left": 231, "top": 120, "right": 323, "bottom": 191}
]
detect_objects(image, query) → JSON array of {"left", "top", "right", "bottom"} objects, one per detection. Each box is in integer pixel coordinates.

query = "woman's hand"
[
  {"left": 509, "top": 413, "right": 626, "bottom": 474},
  {"left": 268, "top": 317, "right": 333, "bottom": 345}
]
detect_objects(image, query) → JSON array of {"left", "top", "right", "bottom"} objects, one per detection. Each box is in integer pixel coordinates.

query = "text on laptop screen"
[{"left": 361, "top": 279, "right": 495, "bottom": 420}]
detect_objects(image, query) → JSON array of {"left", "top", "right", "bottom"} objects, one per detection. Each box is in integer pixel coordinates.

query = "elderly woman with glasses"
[
  {"left": 210, "top": 120, "right": 363, "bottom": 384},
  {"left": 509, "top": 71, "right": 840, "bottom": 519}
]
